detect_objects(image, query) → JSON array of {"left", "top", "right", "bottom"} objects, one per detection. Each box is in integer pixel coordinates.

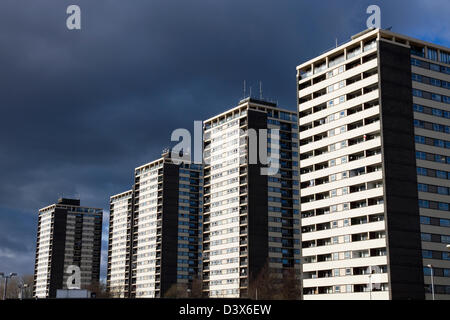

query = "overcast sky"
[{"left": 0, "top": 0, "right": 449, "bottom": 280}]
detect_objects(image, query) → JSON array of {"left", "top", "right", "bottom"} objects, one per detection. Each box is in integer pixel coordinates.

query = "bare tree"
[
  {"left": 0, "top": 274, "right": 34, "bottom": 299},
  {"left": 279, "top": 268, "right": 301, "bottom": 300},
  {"left": 163, "top": 283, "right": 189, "bottom": 298},
  {"left": 82, "top": 281, "right": 112, "bottom": 298},
  {"left": 248, "top": 262, "right": 279, "bottom": 300},
  {"left": 248, "top": 263, "right": 301, "bottom": 300},
  {"left": 163, "top": 283, "right": 179, "bottom": 298},
  {"left": 190, "top": 275, "right": 203, "bottom": 298}
]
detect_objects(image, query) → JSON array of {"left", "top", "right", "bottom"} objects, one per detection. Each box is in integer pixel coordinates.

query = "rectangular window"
[
  {"left": 440, "top": 219, "right": 450, "bottom": 227},
  {"left": 417, "top": 167, "right": 427, "bottom": 176},
  {"left": 420, "top": 216, "right": 431, "bottom": 225},
  {"left": 421, "top": 233, "right": 432, "bottom": 241},
  {"left": 413, "top": 104, "right": 424, "bottom": 113},
  {"left": 413, "top": 89, "right": 423, "bottom": 97},
  {"left": 430, "top": 63, "right": 441, "bottom": 72},
  {"left": 422, "top": 250, "right": 433, "bottom": 259},
  {"left": 439, "top": 202, "right": 449, "bottom": 211},
  {"left": 441, "top": 51, "right": 450, "bottom": 64},
  {"left": 412, "top": 73, "right": 422, "bottom": 82},
  {"left": 443, "top": 96, "right": 450, "bottom": 104},
  {"left": 428, "top": 48, "right": 438, "bottom": 61},
  {"left": 442, "top": 235, "right": 450, "bottom": 244},
  {"left": 436, "top": 170, "right": 447, "bottom": 179},
  {"left": 419, "top": 199, "right": 429, "bottom": 208},
  {"left": 432, "top": 93, "right": 442, "bottom": 102},
  {"left": 432, "top": 108, "right": 443, "bottom": 117}
]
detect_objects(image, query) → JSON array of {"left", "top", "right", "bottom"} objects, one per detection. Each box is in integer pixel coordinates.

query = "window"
[
  {"left": 419, "top": 199, "right": 429, "bottom": 208},
  {"left": 422, "top": 250, "right": 433, "bottom": 259},
  {"left": 412, "top": 73, "right": 422, "bottom": 82},
  {"left": 441, "top": 51, "right": 450, "bottom": 64},
  {"left": 442, "top": 235, "right": 450, "bottom": 244},
  {"left": 432, "top": 93, "right": 442, "bottom": 102},
  {"left": 430, "top": 63, "right": 440, "bottom": 72},
  {"left": 413, "top": 89, "right": 423, "bottom": 97},
  {"left": 411, "top": 45, "right": 425, "bottom": 57},
  {"left": 420, "top": 216, "right": 431, "bottom": 225},
  {"left": 413, "top": 104, "right": 424, "bottom": 112},
  {"left": 432, "top": 108, "right": 443, "bottom": 117},
  {"left": 428, "top": 48, "right": 438, "bottom": 61},
  {"left": 443, "top": 96, "right": 450, "bottom": 104},
  {"left": 437, "top": 170, "right": 447, "bottom": 179},
  {"left": 421, "top": 233, "right": 432, "bottom": 241},
  {"left": 415, "top": 136, "right": 425, "bottom": 144},
  {"left": 417, "top": 167, "right": 427, "bottom": 176},
  {"left": 440, "top": 219, "right": 450, "bottom": 227},
  {"left": 430, "top": 78, "right": 441, "bottom": 87}
]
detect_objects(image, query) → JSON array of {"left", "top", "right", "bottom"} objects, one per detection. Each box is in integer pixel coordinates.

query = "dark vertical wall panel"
[
  {"left": 160, "top": 162, "right": 180, "bottom": 297},
  {"left": 378, "top": 40, "right": 425, "bottom": 300},
  {"left": 247, "top": 110, "right": 269, "bottom": 281}
]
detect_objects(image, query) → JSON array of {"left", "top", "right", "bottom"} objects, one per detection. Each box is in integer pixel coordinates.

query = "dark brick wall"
[
  {"left": 247, "top": 110, "right": 269, "bottom": 282},
  {"left": 160, "top": 163, "right": 180, "bottom": 297},
  {"left": 378, "top": 40, "right": 425, "bottom": 300}
]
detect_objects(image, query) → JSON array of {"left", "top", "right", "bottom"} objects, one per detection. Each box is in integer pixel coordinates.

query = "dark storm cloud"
[{"left": 0, "top": 0, "right": 448, "bottom": 277}]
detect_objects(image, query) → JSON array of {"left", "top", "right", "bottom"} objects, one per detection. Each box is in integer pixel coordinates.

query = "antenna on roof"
[
  {"left": 259, "top": 81, "right": 263, "bottom": 100},
  {"left": 335, "top": 38, "right": 338, "bottom": 48},
  {"left": 243, "top": 80, "right": 246, "bottom": 98},
  {"left": 386, "top": 26, "right": 393, "bottom": 31},
  {"left": 249, "top": 86, "right": 252, "bottom": 98}
]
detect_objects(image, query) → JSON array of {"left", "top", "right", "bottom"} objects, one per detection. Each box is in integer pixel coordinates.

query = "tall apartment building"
[
  {"left": 202, "top": 98, "right": 301, "bottom": 298},
  {"left": 33, "top": 198, "right": 103, "bottom": 298},
  {"left": 107, "top": 190, "right": 133, "bottom": 298},
  {"left": 107, "top": 152, "right": 203, "bottom": 298},
  {"left": 297, "top": 28, "right": 450, "bottom": 300}
]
